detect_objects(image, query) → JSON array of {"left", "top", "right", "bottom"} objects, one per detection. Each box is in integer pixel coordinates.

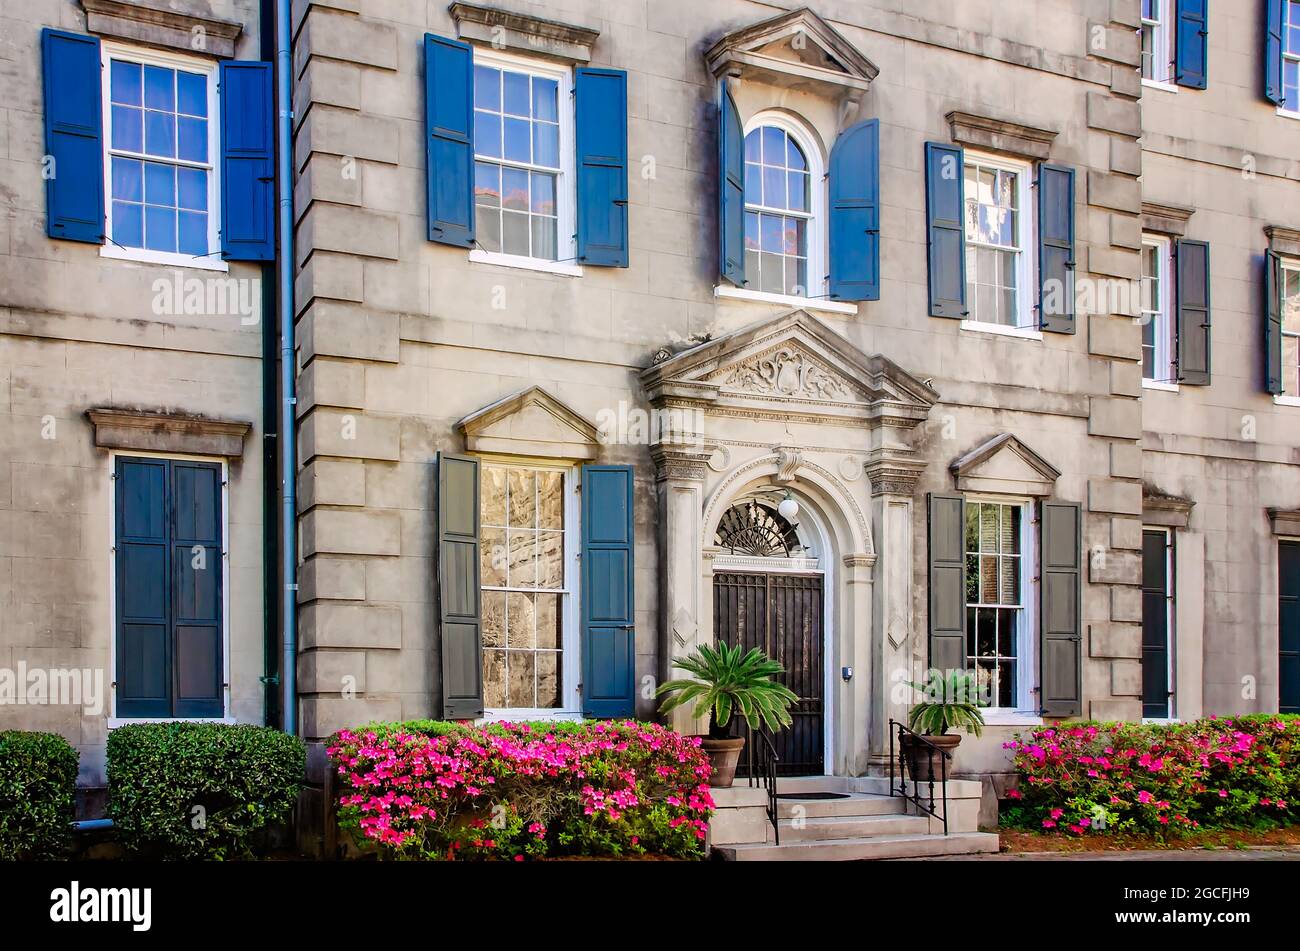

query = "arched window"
[{"left": 743, "top": 117, "right": 822, "bottom": 298}]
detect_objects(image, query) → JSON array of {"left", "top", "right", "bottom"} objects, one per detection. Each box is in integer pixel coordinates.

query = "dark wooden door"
[
  {"left": 1141, "top": 530, "right": 1171, "bottom": 719},
  {"left": 713, "top": 571, "right": 824, "bottom": 776},
  {"left": 1281, "top": 541, "right": 1299, "bottom": 715}
]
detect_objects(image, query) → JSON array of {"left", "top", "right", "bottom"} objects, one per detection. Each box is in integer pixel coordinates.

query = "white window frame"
[
  {"left": 467, "top": 47, "right": 581, "bottom": 278},
  {"left": 106, "top": 449, "right": 233, "bottom": 726},
  {"left": 1141, "top": 234, "right": 1179, "bottom": 391},
  {"left": 1141, "top": 526, "right": 1177, "bottom": 722},
  {"left": 1279, "top": 0, "right": 1300, "bottom": 119},
  {"left": 99, "top": 42, "right": 226, "bottom": 273},
  {"left": 964, "top": 495, "right": 1041, "bottom": 725},
  {"left": 960, "top": 150, "right": 1039, "bottom": 340},
  {"left": 1276, "top": 257, "right": 1300, "bottom": 406},
  {"left": 1141, "top": 0, "right": 1177, "bottom": 90},
  {"left": 713, "top": 109, "right": 857, "bottom": 317},
  {"left": 477, "top": 457, "right": 582, "bottom": 720}
]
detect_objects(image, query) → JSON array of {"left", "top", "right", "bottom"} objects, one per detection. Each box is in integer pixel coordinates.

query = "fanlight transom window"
[{"left": 714, "top": 499, "right": 806, "bottom": 558}]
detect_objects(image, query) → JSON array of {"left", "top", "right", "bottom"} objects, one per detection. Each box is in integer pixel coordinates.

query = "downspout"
[{"left": 275, "top": 0, "right": 298, "bottom": 736}]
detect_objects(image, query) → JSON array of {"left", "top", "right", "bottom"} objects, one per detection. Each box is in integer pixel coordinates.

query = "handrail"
[
  {"left": 744, "top": 727, "right": 780, "bottom": 846},
  {"left": 888, "top": 719, "right": 949, "bottom": 836}
]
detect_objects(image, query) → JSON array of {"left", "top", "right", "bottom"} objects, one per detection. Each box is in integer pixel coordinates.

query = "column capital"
[
  {"left": 864, "top": 458, "right": 926, "bottom": 497},
  {"left": 650, "top": 444, "right": 711, "bottom": 483}
]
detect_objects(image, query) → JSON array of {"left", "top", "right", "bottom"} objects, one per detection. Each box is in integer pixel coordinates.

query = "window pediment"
[
  {"left": 950, "top": 433, "right": 1061, "bottom": 497},
  {"left": 457, "top": 386, "right": 599, "bottom": 460},
  {"left": 705, "top": 7, "right": 877, "bottom": 102}
]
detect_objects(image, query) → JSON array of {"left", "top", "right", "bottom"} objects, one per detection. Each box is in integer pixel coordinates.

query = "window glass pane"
[
  {"left": 759, "top": 253, "right": 784, "bottom": 294},
  {"left": 965, "top": 504, "right": 979, "bottom": 551},
  {"left": 178, "top": 211, "right": 206, "bottom": 256},
  {"left": 474, "top": 65, "right": 501, "bottom": 111},
  {"left": 745, "top": 162, "right": 761, "bottom": 202},
  {"left": 537, "top": 471, "right": 563, "bottom": 529},
  {"left": 530, "top": 171, "right": 555, "bottom": 215},
  {"left": 143, "top": 65, "right": 174, "bottom": 111},
  {"left": 788, "top": 171, "right": 807, "bottom": 212},
  {"left": 508, "top": 530, "right": 537, "bottom": 586},
  {"left": 997, "top": 659, "right": 1015, "bottom": 708},
  {"left": 177, "top": 117, "right": 206, "bottom": 163},
  {"left": 536, "top": 651, "right": 560, "bottom": 707},
  {"left": 744, "top": 211, "right": 759, "bottom": 251},
  {"left": 503, "top": 116, "right": 530, "bottom": 162},
  {"left": 975, "top": 607, "right": 996, "bottom": 656},
  {"left": 483, "top": 592, "right": 506, "bottom": 647},
  {"left": 1285, "top": 335, "right": 1300, "bottom": 396},
  {"left": 475, "top": 161, "right": 501, "bottom": 207},
  {"left": 537, "top": 531, "right": 563, "bottom": 587},
  {"left": 483, "top": 466, "right": 508, "bottom": 525},
  {"left": 763, "top": 165, "right": 786, "bottom": 209},
  {"left": 760, "top": 213, "right": 783, "bottom": 253},
  {"left": 144, "top": 205, "right": 176, "bottom": 252},
  {"left": 1285, "top": 269, "right": 1300, "bottom": 333},
  {"left": 177, "top": 167, "right": 206, "bottom": 211},
  {"left": 783, "top": 216, "right": 804, "bottom": 256},
  {"left": 536, "top": 594, "right": 560, "bottom": 649},
  {"left": 474, "top": 112, "right": 501, "bottom": 158},
  {"left": 532, "top": 122, "right": 559, "bottom": 168},
  {"left": 144, "top": 111, "right": 175, "bottom": 158},
  {"left": 744, "top": 130, "right": 760, "bottom": 162},
  {"left": 481, "top": 527, "right": 505, "bottom": 586},
  {"left": 532, "top": 77, "right": 558, "bottom": 121},
  {"left": 112, "top": 157, "right": 142, "bottom": 202},
  {"left": 111, "top": 61, "right": 142, "bottom": 105},
  {"left": 483, "top": 648, "right": 506, "bottom": 706},
  {"left": 503, "top": 70, "right": 530, "bottom": 116},
  {"left": 530, "top": 215, "right": 556, "bottom": 261},
  {"left": 999, "top": 555, "right": 1020, "bottom": 605},
  {"left": 112, "top": 105, "right": 142, "bottom": 152},
  {"left": 786, "top": 135, "right": 806, "bottom": 171},
  {"left": 1002, "top": 504, "right": 1021, "bottom": 553},
  {"left": 508, "top": 469, "right": 536, "bottom": 527},
  {"left": 979, "top": 554, "right": 998, "bottom": 604},
  {"left": 507, "top": 592, "right": 535, "bottom": 648},
  {"left": 501, "top": 166, "right": 529, "bottom": 211},
  {"left": 761, "top": 126, "right": 784, "bottom": 164},
  {"left": 112, "top": 201, "right": 142, "bottom": 247},
  {"left": 507, "top": 650, "right": 536, "bottom": 707},
  {"left": 476, "top": 206, "right": 502, "bottom": 251},
  {"left": 144, "top": 161, "right": 174, "bottom": 205},
  {"left": 177, "top": 71, "right": 206, "bottom": 117}
]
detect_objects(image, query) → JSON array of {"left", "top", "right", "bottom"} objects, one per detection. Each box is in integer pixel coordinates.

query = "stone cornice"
[
  {"left": 1265, "top": 226, "right": 1300, "bottom": 259},
  {"left": 81, "top": 0, "right": 244, "bottom": 59},
  {"left": 1268, "top": 508, "right": 1300, "bottom": 537},
  {"left": 1142, "top": 485, "right": 1196, "bottom": 529},
  {"left": 946, "top": 111, "right": 1058, "bottom": 161},
  {"left": 450, "top": 2, "right": 599, "bottom": 63},
  {"left": 1141, "top": 201, "right": 1196, "bottom": 237},
  {"left": 87, "top": 408, "right": 251, "bottom": 458}
]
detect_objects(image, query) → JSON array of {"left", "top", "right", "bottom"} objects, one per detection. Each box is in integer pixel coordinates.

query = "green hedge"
[
  {"left": 0, "top": 731, "right": 79, "bottom": 860},
  {"left": 107, "top": 723, "right": 305, "bottom": 860}
]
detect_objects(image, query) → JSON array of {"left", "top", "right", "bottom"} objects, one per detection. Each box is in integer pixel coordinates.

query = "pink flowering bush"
[
  {"left": 1002, "top": 715, "right": 1300, "bottom": 838},
  {"left": 327, "top": 720, "right": 715, "bottom": 860}
]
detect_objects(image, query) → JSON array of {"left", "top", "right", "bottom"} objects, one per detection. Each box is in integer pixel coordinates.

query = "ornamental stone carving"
[{"left": 720, "top": 347, "right": 853, "bottom": 401}]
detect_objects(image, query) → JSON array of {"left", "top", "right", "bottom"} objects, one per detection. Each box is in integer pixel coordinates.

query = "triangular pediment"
[
  {"left": 705, "top": 7, "right": 877, "bottom": 98},
  {"left": 457, "top": 386, "right": 599, "bottom": 460},
  {"left": 641, "top": 310, "right": 936, "bottom": 425},
  {"left": 950, "top": 433, "right": 1061, "bottom": 496}
]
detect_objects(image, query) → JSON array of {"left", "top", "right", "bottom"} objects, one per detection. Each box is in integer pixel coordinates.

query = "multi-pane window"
[
  {"left": 965, "top": 501, "right": 1024, "bottom": 709},
  {"left": 964, "top": 156, "right": 1026, "bottom": 327},
  {"left": 106, "top": 55, "right": 213, "bottom": 257},
  {"left": 1141, "top": 236, "right": 1175, "bottom": 383},
  {"left": 743, "top": 125, "right": 810, "bottom": 297},
  {"left": 1141, "top": 0, "right": 1172, "bottom": 83},
  {"left": 1284, "top": 0, "right": 1300, "bottom": 111},
  {"left": 480, "top": 464, "right": 566, "bottom": 710},
  {"left": 472, "top": 61, "right": 561, "bottom": 261},
  {"left": 1281, "top": 260, "right": 1300, "bottom": 398}
]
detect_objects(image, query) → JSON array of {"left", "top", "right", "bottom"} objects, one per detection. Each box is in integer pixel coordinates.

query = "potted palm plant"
[
  {"left": 901, "top": 669, "right": 985, "bottom": 782},
  {"left": 656, "top": 641, "right": 798, "bottom": 788}
]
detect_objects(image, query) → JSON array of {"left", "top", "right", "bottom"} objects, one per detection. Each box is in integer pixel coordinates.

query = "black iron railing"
[
  {"left": 745, "top": 728, "right": 780, "bottom": 845},
  {"left": 888, "top": 719, "right": 949, "bottom": 836}
]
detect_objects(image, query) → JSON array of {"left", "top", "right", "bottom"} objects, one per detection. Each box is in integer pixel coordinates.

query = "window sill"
[
  {"left": 1142, "top": 717, "right": 1180, "bottom": 725},
  {"left": 107, "top": 716, "right": 235, "bottom": 728},
  {"left": 1142, "top": 379, "right": 1180, "bottom": 392},
  {"left": 1141, "top": 79, "right": 1179, "bottom": 94},
  {"left": 479, "top": 710, "right": 584, "bottom": 723},
  {"left": 713, "top": 284, "right": 859, "bottom": 316},
  {"left": 1276, "top": 107, "right": 1300, "bottom": 122},
  {"left": 1274, "top": 395, "right": 1300, "bottom": 407},
  {"left": 469, "top": 249, "right": 583, "bottom": 277},
  {"left": 960, "top": 320, "right": 1042, "bottom": 341},
  {"left": 101, "top": 244, "right": 229, "bottom": 273},
  {"left": 980, "top": 711, "right": 1044, "bottom": 727}
]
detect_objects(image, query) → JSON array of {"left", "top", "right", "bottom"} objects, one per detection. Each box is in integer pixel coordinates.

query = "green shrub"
[
  {"left": 328, "top": 719, "right": 714, "bottom": 860},
  {"left": 107, "top": 723, "right": 305, "bottom": 860},
  {"left": 1002, "top": 714, "right": 1300, "bottom": 837},
  {"left": 0, "top": 731, "right": 79, "bottom": 860}
]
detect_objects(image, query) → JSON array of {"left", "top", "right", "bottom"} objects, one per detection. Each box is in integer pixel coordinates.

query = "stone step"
[
  {"left": 777, "top": 813, "right": 930, "bottom": 841},
  {"left": 713, "top": 832, "right": 1001, "bottom": 862},
  {"left": 775, "top": 792, "right": 904, "bottom": 819}
]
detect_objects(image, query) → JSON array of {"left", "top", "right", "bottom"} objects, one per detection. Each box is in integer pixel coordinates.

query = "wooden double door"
[{"left": 713, "top": 571, "right": 824, "bottom": 776}]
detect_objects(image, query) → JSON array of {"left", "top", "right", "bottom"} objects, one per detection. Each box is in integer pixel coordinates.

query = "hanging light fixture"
[{"left": 777, "top": 490, "right": 800, "bottom": 522}]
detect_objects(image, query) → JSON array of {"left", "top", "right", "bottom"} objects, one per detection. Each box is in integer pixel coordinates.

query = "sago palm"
[
  {"left": 656, "top": 641, "right": 798, "bottom": 738},
  {"left": 906, "top": 669, "right": 985, "bottom": 737}
]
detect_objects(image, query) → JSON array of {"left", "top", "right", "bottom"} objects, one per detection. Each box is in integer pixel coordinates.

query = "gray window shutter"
[
  {"left": 1266, "top": 249, "right": 1285, "bottom": 395},
  {"left": 436, "top": 452, "right": 483, "bottom": 718},
  {"left": 1175, "top": 238, "right": 1211, "bottom": 386},
  {"left": 927, "top": 493, "right": 966, "bottom": 674},
  {"left": 1039, "top": 501, "right": 1082, "bottom": 717}
]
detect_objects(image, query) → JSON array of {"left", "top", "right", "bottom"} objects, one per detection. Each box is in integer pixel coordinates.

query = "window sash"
[
  {"left": 1141, "top": 237, "right": 1176, "bottom": 383},
  {"left": 963, "top": 499, "right": 1033, "bottom": 711}
]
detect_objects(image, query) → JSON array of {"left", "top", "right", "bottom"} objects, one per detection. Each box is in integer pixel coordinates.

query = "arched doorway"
[{"left": 712, "top": 490, "right": 828, "bottom": 776}]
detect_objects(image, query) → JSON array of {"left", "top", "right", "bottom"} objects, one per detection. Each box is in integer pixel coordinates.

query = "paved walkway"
[{"left": 911, "top": 846, "right": 1300, "bottom": 861}]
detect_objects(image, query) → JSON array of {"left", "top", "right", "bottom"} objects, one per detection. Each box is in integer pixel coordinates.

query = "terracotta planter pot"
[
  {"left": 900, "top": 732, "right": 961, "bottom": 784},
  {"left": 699, "top": 737, "right": 746, "bottom": 788}
]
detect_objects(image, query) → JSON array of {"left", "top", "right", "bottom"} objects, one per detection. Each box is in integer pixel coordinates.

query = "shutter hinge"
[
  {"left": 286, "top": 583, "right": 299, "bottom": 591},
  {"left": 259, "top": 675, "right": 280, "bottom": 686}
]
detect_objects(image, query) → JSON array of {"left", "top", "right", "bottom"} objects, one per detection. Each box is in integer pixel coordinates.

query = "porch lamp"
[{"left": 777, "top": 490, "right": 800, "bottom": 522}]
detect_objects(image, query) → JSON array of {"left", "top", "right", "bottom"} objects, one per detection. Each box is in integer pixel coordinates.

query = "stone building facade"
[{"left": 4, "top": 0, "right": 1298, "bottom": 828}]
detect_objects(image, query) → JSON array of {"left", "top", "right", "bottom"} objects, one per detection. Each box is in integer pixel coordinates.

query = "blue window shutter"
[
  {"left": 436, "top": 452, "right": 483, "bottom": 719},
  {"left": 1174, "top": 0, "right": 1209, "bottom": 89},
  {"left": 1267, "top": 0, "right": 1286, "bottom": 105},
  {"left": 41, "top": 29, "right": 104, "bottom": 244},
  {"left": 828, "top": 119, "right": 880, "bottom": 302},
  {"left": 1037, "top": 163, "right": 1076, "bottom": 333},
  {"left": 425, "top": 34, "right": 475, "bottom": 248},
  {"left": 582, "top": 465, "right": 635, "bottom": 718},
  {"left": 116, "top": 457, "right": 171, "bottom": 718},
  {"left": 219, "top": 61, "right": 275, "bottom": 261},
  {"left": 575, "top": 68, "right": 629, "bottom": 267},
  {"left": 1176, "top": 238, "right": 1212, "bottom": 385},
  {"left": 1266, "top": 250, "right": 1285, "bottom": 395},
  {"left": 170, "top": 461, "right": 224, "bottom": 718},
  {"left": 924, "top": 142, "right": 966, "bottom": 319},
  {"left": 718, "top": 83, "right": 745, "bottom": 287}
]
